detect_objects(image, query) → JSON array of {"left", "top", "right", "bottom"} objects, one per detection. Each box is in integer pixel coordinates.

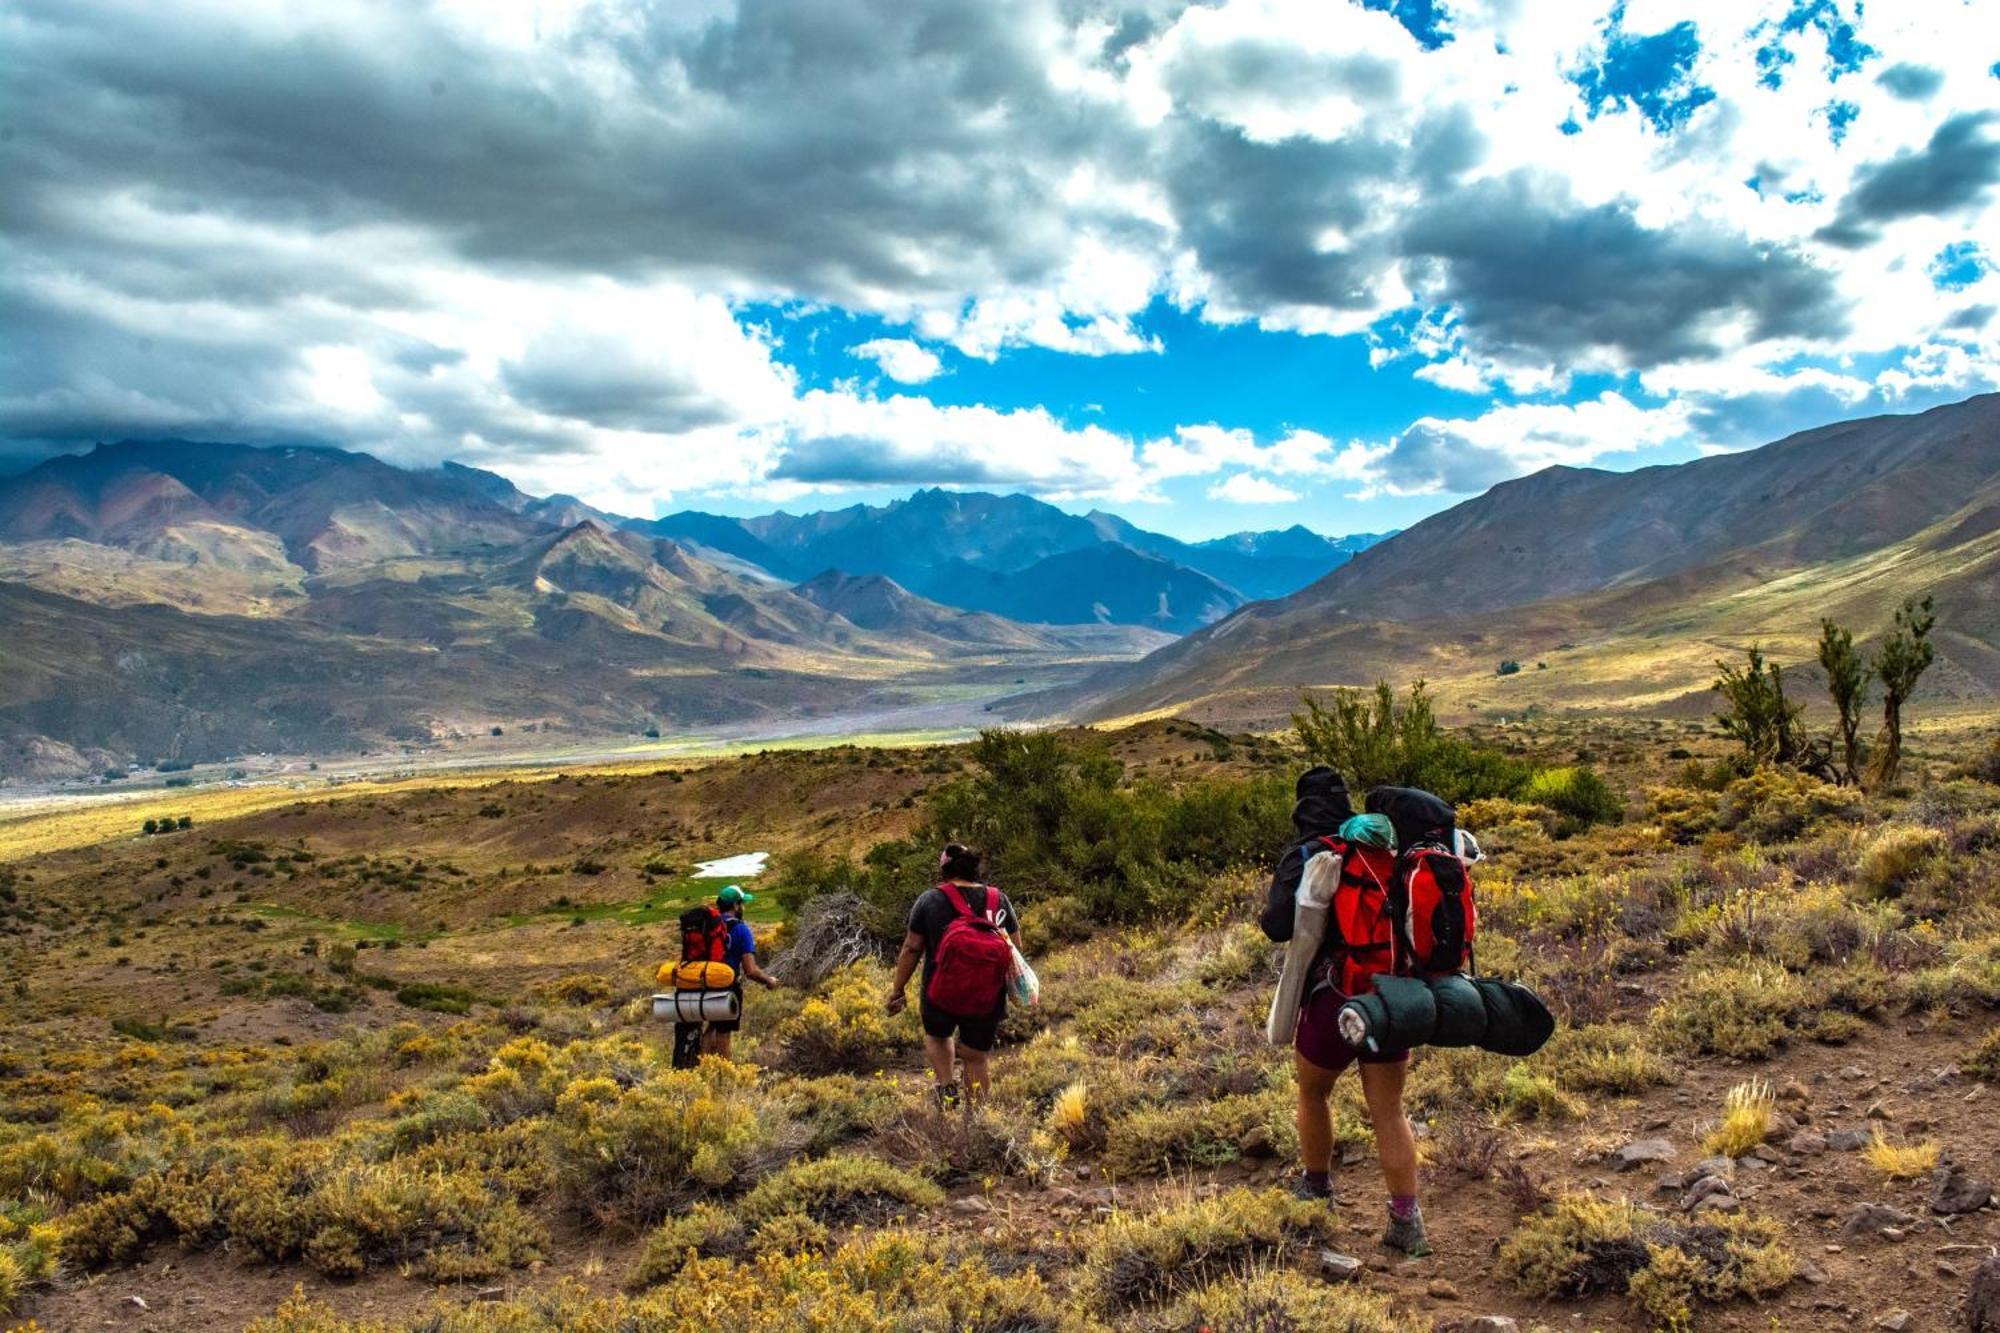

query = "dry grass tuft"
[
  {"left": 1863, "top": 1132, "right": 1939, "bottom": 1180},
  {"left": 1703, "top": 1078, "right": 1774, "bottom": 1158}
]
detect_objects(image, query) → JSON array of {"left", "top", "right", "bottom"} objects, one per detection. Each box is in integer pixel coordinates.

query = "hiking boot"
[
  {"left": 933, "top": 1080, "right": 962, "bottom": 1112},
  {"left": 1288, "top": 1173, "right": 1338, "bottom": 1204},
  {"left": 1381, "top": 1206, "right": 1431, "bottom": 1258}
]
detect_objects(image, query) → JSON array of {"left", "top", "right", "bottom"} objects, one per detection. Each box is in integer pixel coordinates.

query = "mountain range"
[
  {"left": 636, "top": 490, "right": 1385, "bottom": 631},
  {"left": 0, "top": 441, "right": 1378, "bottom": 778},
  {"left": 1043, "top": 393, "right": 2000, "bottom": 728}
]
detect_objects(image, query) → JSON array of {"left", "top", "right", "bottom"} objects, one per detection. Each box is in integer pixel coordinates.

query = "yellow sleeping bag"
[{"left": 658, "top": 960, "right": 737, "bottom": 990}]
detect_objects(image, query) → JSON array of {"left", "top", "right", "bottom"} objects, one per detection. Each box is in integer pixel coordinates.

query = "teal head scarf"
[{"left": 1339, "top": 813, "right": 1397, "bottom": 851}]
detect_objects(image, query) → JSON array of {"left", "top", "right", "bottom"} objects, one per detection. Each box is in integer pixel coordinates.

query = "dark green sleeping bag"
[
  {"left": 1473, "top": 977, "right": 1556, "bottom": 1056},
  {"left": 1336, "top": 975, "right": 1555, "bottom": 1057},
  {"left": 1428, "top": 973, "right": 1487, "bottom": 1047}
]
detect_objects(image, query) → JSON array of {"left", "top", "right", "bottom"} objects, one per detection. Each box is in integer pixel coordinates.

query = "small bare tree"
[
  {"left": 1816, "top": 618, "right": 1869, "bottom": 786},
  {"left": 1866, "top": 596, "right": 1936, "bottom": 792}
]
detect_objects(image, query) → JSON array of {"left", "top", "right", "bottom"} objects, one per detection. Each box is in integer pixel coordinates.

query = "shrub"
[
  {"left": 1536, "top": 1025, "right": 1675, "bottom": 1095},
  {"left": 535, "top": 973, "right": 616, "bottom": 1006},
  {"left": 546, "top": 1058, "right": 788, "bottom": 1230},
  {"left": 1102, "top": 1089, "right": 1288, "bottom": 1175},
  {"left": 1857, "top": 826, "right": 1946, "bottom": 898},
  {"left": 1650, "top": 962, "right": 1814, "bottom": 1059},
  {"left": 771, "top": 962, "right": 915, "bottom": 1075},
  {"left": 1703, "top": 1078, "right": 1773, "bottom": 1158},
  {"left": 738, "top": 1153, "right": 942, "bottom": 1226},
  {"left": 1498, "top": 1193, "right": 1794, "bottom": 1321},
  {"left": 1954, "top": 735, "right": 2000, "bottom": 786},
  {"left": 1162, "top": 1268, "right": 1400, "bottom": 1333},
  {"left": 1964, "top": 1026, "right": 2000, "bottom": 1081},
  {"left": 1863, "top": 1132, "right": 1939, "bottom": 1180},
  {"left": 1522, "top": 766, "right": 1624, "bottom": 830},
  {"left": 1498, "top": 1065, "right": 1585, "bottom": 1122},
  {"left": 1714, "top": 770, "right": 1860, "bottom": 842},
  {"left": 394, "top": 981, "right": 481, "bottom": 1014},
  {"left": 1080, "top": 1187, "right": 1337, "bottom": 1312},
  {"left": 251, "top": 1233, "right": 1063, "bottom": 1333},
  {"left": 628, "top": 1203, "right": 743, "bottom": 1288}
]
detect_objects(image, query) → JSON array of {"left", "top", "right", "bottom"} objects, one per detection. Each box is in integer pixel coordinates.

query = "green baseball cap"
[{"left": 717, "top": 884, "right": 753, "bottom": 907}]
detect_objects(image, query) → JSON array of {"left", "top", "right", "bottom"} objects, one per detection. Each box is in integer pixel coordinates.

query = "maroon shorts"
[{"left": 1294, "top": 986, "right": 1409, "bottom": 1074}]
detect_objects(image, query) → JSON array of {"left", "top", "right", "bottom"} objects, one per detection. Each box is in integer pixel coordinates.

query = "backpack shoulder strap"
[{"left": 938, "top": 881, "right": 977, "bottom": 920}]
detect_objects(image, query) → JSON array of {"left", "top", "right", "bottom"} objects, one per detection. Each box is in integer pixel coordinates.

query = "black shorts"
[
  {"left": 705, "top": 985, "right": 744, "bottom": 1035},
  {"left": 920, "top": 996, "right": 1002, "bottom": 1052}
]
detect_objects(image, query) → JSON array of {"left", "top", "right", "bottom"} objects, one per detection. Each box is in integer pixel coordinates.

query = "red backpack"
[
  {"left": 1389, "top": 843, "right": 1477, "bottom": 976},
  {"left": 1323, "top": 836, "right": 1478, "bottom": 991},
  {"left": 1323, "top": 837, "right": 1398, "bottom": 995},
  {"left": 680, "top": 905, "right": 730, "bottom": 965},
  {"left": 924, "top": 882, "right": 1013, "bottom": 1017}
]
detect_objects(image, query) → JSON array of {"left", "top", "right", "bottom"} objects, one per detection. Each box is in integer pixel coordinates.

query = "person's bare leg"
[
  {"left": 923, "top": 1034, "right": 957, "bottom": 1086},
  {"left": 1295, "top": 1051, "right": 1338, "bottom": 1177},
  {"left": 959, "top": 1046, "right": 991, "bottom": 1101},
  {"left": 1358, "top": 1059, "right": 1417, "bottom": 1195},
  {"left": 709, "top": 1031, "right": 733, "bottom": 1060},
  {"left": 1360, "top": 1058, "right": 1429, "bottom": 1254}
]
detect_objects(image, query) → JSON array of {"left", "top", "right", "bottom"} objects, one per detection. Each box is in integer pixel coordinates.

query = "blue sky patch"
[
  {"left": 1824, "top": 99, "right": 1859, "bottom": 144},
  {"left": 1360, "top": 0, "right": 1451, "bottom": 51},
  {"left": 1574, "top": 7, "right": 1715, "bottom": 134},
  {"left": 1930, "top": 242, "right": 1992, "bottom": 291},
  {"left": 1756, "top": 1, "right": 1876, "bottom": 88}
]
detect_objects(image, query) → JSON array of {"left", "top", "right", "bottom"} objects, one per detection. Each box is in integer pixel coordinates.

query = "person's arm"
[
  {"left": 739, "top": 950, "right": 777, "bottom": 988},
  {"left": 1260, "top": 844, "right": 1306, "bottom": 942},
  {"left": 885, "top": 929, "right": 924, "bottom": 1013}
]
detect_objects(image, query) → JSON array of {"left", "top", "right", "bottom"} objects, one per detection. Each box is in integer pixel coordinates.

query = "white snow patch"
[{"left": 693, "top": 852, "right": 769, "bottom": 879}]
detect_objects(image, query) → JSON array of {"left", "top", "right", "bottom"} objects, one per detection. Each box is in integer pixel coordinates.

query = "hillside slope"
[{"left": 1055, "top": 394, "right": 2000, "bottom": 727}]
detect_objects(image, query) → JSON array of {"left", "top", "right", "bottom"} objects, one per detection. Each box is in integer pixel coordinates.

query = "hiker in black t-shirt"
[{"left": 885, "top": 844, "right": 1020, "bottom": 1106}]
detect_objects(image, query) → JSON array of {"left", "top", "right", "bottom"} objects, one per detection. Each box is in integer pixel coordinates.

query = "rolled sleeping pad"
[
  {"left": 653, "top": 990, "right": 741, "bottom": 1023},
  {"left": 1428, "top": 972, "right": 1487, "bottom": 1048},
  {"left": 1266, "top": 847, "right": 1339, "bottom": 1046}
]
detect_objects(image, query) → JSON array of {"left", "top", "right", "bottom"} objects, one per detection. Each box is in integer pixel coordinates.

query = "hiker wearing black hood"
[
  {"left": 1260, "top": 765, "right": 1352, "bottom": 941},
  {"left": 1260, "top": 765, "right": 1430, "bottom": 1256}
]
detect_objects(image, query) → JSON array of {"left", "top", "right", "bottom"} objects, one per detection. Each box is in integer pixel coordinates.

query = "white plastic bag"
[
  {"left": 1265, "top": 846, "right": 1340, "bottom": 1045},
  {"left": 1007, "top": 942, "right": 1041, "bottom": 1007}
]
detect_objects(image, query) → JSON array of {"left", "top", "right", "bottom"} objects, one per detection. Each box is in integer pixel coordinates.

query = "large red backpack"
[
  {"left": 1323, "top": 833, "right": 1478, "bottom": 991},
  {"left": 1366, "top": 786, "right": 1477, "bottom": 977},
  {"left": 680, "top": 905, "right": 730, "bottom": 965},
  {"left": 1323, "top": 837, "right": 1399, "bottom": 995},
  {"left": 924, "top": 882, "right": 1013, "bottom": 1017},
  {"left": 1390, "top": 842, "right": 1477, "bottom": 976}
]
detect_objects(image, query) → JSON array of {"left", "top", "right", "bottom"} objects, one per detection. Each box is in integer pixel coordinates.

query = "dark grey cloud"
[
  {"left": 773, "top": 436, "right": 1056, "bottom": 488},
  {"left": 1163, "top": 122, "right": 1403, "bottom": 313},
  {"left": 1403, "top": 172, "right": 1848, "bottom": 368},
  {"left": 1817, "top": 110, "right": 2000, "bottom": 247},
  {"left": 1, "top": 0, "right": 1146, "bottom": 303},
  {"left": 1374, "top": 422, "right": 1519, "bottom": 493},
  {"left": 499, "top": 335, "right": 743, "bottom": 434},
  {"left": 1160, "top": 104, "right": 1483, "bottom": 318},
  {"left": 1874, "top": 63, "right": 1944, "bottom": 101}
]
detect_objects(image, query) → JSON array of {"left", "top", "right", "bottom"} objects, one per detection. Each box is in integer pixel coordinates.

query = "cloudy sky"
[{"left": 2, "top": 0, "right": 1996, "bottom": 538}]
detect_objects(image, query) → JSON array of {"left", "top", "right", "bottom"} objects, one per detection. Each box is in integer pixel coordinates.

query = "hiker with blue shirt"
[{"left": 703, "top": 884, "right": 777, "bottom": 1059}]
